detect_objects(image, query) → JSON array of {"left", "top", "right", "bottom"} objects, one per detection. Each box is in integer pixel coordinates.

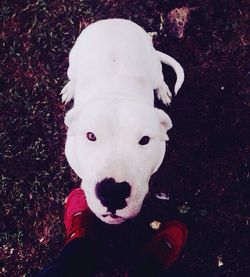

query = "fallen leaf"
[{"left": 150, "top": 221, "right": 162, "bottom": 230}]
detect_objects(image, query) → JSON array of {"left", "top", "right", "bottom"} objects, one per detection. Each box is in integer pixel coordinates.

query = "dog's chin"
[{"left": 97, "top": 214, "right": 127, "bottom": 224}]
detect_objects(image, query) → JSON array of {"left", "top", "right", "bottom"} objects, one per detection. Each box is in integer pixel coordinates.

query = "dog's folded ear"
[
  {"left": 155, "top": 108, "right": 172, "bottom": 141},
  {"left": 65, "top": 107, "right": 79, "bottom": 136}
]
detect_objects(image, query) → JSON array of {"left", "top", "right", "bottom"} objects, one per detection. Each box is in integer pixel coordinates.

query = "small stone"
[
  {"left": 217, "top": 255, "right": 224, "bottom": 267},
  {"left": 167, "top": 7, "right": 193, "bottom": 38},
  {"left": 155, "top": 192, "right": 170, "bottom": 200},
  {"left": 150, "top": 221, "right": 162, "bottom": 230},
  {"left": 218, "top": 260, "right": 223, "bottom": 267}
]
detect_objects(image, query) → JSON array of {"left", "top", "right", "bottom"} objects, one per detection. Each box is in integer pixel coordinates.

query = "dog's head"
[{"left": 65, "top": 99, "right": 172, "bottom": 224}]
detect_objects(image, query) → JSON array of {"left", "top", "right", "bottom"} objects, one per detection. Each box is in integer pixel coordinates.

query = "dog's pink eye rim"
[
  {"left": 139, "top": 136, "right": 150, "bottom": 145},
  {"left": 86, "top": 132, "right": 96, "bottom": 141}
]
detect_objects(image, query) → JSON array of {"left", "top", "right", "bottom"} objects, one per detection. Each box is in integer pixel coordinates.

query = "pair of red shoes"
[{"left": 64, "top": 188, "right": 188, "bottom": 270}]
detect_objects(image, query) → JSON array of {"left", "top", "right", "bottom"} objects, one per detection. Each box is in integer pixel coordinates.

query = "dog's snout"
[{"left": 96, "top": 178, "right": 131, "bottom": 213}]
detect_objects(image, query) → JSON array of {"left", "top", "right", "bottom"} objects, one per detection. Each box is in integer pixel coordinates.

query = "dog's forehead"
[{"left": 118, "top": 102, "right": 159, "bottom": 130}]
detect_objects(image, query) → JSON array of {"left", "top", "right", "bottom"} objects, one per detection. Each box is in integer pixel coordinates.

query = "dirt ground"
[{"left": 0, "top": 0, "right": 249, "bottom": 276}]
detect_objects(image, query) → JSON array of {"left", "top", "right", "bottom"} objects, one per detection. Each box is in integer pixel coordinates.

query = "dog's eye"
[
  {"left": 139, "top": 136, "right": 150, "bottom": 145},
  {"left": 86, "top": 132, "right": 96, "bottom": 141}
]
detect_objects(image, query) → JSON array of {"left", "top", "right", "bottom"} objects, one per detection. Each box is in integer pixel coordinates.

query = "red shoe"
[
  {"left": 144, "top": 220, "right": 188, "bottom": 269},
  {"left": 64, "top": 188, "right": 90, "bottom": 244}
]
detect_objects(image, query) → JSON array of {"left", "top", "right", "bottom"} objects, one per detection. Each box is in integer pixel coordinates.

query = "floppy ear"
[
  {"left": 155, "top": 108, "right": 172, "bottom": 141},
  {"left": 65, "top": 107, "right": 79, "bottom": 136}
]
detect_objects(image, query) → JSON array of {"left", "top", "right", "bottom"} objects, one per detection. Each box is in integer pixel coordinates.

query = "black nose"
[{"left": 95, "top": 178, "right": 131, "bottom": 214}]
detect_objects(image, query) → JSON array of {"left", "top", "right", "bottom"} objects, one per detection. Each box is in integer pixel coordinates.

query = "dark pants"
[
  {"left": 38, "top": 238, "right": 189, "bottom": 277},
  {"left": 38, "top": 238, "right": 95, "bottom": 277}
]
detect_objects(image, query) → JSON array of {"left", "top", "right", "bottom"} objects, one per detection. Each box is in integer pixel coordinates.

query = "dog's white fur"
[{"left": 61, "top": 19, "right": 184, "bottom": 224}]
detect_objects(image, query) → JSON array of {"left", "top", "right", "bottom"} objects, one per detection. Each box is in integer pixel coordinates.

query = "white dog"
[{"left": 61, "top": 19, "right": 184, "bottom": 224}]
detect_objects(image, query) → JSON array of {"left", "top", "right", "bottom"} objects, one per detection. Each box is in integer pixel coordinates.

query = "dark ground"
[{"left": 0, "top": 0, "right": 249, "bottom": 276}]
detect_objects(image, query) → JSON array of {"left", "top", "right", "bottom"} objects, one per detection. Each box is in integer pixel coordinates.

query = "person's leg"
[
  {"left": 127, "top": 220, "right": 188, "bottom": 277},
  {"left": 38, "top": 237, "right": 94, "bottom": 277},
  {"left": 38, "top": 188, "right": 95, "bottom": 277}
]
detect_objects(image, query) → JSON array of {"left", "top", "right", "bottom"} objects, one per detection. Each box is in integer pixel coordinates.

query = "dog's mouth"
[
  {"left": 102, "top": 213, "right": 122, "bottom": 219},
  {"left": 100, "top": 213, "right": 127, "bottom": 224}
]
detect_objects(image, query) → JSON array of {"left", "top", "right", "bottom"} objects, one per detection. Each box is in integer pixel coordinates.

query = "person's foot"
[
  {"left": 145, "top": 220, "right": 188, "bottom": 268},
  {"left": 64, "top": 188, "right": 90, "bottom": 244},
  {"left": 127, "top": 220, "right": 188, "bottom": 277}
]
